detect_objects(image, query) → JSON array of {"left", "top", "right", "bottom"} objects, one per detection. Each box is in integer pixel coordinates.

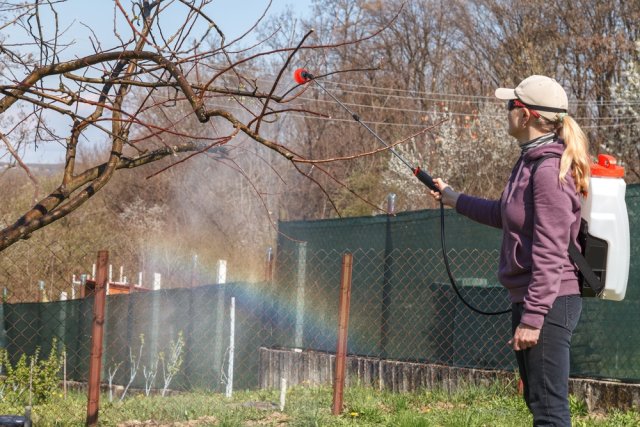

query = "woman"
[{"left": 430, "top": 75, "right": 591, "bottom": 426}]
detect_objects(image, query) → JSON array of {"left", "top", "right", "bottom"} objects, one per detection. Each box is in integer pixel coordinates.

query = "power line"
[
  {"left": 204, "top": 101, "right": 639, "bottom": 131},
  {"left": 299, "top": 83, "right": 640, "bottom": 108},
  {"left": 314, "top": 79, "right": 640, "bottom": 107},
  {"left": 243, "top": 76, "right": 640, "bottom": 107},
  {"left": 290, "top": 93, "right": 640, "bottom": 122}
]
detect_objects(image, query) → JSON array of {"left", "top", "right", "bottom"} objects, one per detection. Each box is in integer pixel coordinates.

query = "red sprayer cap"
[{"left": 590, "top": 154, "right": 625, "bottom": 178}]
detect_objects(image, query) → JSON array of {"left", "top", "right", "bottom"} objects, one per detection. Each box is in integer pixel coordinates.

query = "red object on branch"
[{"left": 294, "top": 68, "right": 311, "bottom": 84}]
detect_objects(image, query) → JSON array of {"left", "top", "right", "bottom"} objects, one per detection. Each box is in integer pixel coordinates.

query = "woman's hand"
[
  {"left": 429, "top": 178, "right": 460, "bottom": 208},
  {"left": 508, "top": 323, "right": 541, "bottom": 351}
]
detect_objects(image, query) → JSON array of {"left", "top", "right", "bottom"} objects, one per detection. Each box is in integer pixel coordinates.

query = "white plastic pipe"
[
  {"left": 279, "top": 377, "right": 287, "bottom": 411},
  {"left": 217, "top": 260, "right": 227, "bottom": 284}
]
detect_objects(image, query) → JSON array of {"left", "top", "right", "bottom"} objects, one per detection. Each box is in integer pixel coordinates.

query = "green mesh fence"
[
  {"left": 1, "top": 282, "right": 276, "bottom": 393},
  {"left": 276, "top": 184, "right": 640, "bottom": 380},
  {"left": 275, "top": 207, "right": 512, "bottom": 370}
]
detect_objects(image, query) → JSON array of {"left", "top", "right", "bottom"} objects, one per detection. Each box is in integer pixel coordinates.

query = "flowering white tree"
[
  {"left": 383, "top": 101, "right": 517, "bottom": 209},
  {"left": 604, "top": 41, "right": 640, "bottom": 180},
  {"left": 382, "top": 135, "right": 430, "bottom": 210}
]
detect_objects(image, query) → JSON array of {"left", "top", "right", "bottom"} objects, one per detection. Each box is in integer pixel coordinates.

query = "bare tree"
[
  {"left": 0, "top": 0, "right": 413, "bottom": 253},
  {"left": 3, "top": 0, "right": 636, "bottom": 258}
]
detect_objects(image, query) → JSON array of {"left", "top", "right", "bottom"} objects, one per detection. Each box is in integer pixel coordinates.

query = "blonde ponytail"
[{"left": 558, "top": 115, "right": 591, "bottom": 196}]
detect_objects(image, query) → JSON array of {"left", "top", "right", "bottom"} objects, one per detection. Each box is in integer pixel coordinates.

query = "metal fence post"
[
  {"left": 0, "top": 288, "right": 6, "bottom": 349},
  {"left": 295, "top": 242, "right": 307, "bottom": 348},
  {"left": 149, "top": 272, "right": 161, "bottom": 369},
  {"left": 86, "top": 250, "right": 108, "bottom": 427},
  {"left": 38, "top": 280, "right": 46, "bottom": 303},
  {"left": 332, "top": 252, "right": 353, "bottom": 416},
  {"left": 184, "top": 257, "right": 197, "bottom": 386},
  {"left": 263, "top": 247, "right": 276, "bottom": 344},
  {"left": 217, "top": 260, "right": 227, "bottom": 284},
  {"left": 225, "top": 297, "right": 236, "bottom": 398},
  {"left": 380, "top": 193, "right": 396, "bottom": 357},
  {"left": 190, "top": 254, "right": 198, "bottom": 288}
]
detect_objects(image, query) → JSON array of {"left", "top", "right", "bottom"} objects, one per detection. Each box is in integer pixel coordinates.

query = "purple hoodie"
[{"left": 455, "top": 140, "right": 581, "bottom": 329}]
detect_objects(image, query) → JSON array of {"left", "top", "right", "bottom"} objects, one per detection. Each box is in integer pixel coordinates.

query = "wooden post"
[
  {"left": 332, "top": 253, "right": 353, "bottom": 416},
  {"left": 86, "top": 250, "right": 108, "bottom": 427}
]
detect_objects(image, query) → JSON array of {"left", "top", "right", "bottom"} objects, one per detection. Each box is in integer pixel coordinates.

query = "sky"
[{"left": 1, "top": 0, "right": 313, "bottom": 164}]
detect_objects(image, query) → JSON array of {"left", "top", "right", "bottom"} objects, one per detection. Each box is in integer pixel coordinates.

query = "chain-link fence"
[
  {"left": 0, "top": 185, "right": 639, "bottom": 410},
  {"left": 271, "top": 246, "right": 511, "bottom": 368},
  {"left": 275, "top": 184, "right": 640, "bottom": 382}
]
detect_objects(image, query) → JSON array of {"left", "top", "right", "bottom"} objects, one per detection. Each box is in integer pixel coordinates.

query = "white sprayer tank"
[{"left": 581, "top": 154, "right": 630, "bottom": 301}]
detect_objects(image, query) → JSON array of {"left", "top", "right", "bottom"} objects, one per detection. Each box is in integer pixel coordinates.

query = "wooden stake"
[{"left": 332, "top": 253, "right": 353, "bottom": 415}]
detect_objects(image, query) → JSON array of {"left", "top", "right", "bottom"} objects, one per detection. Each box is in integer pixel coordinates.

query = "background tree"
[{"left": 269, "top": 0, "right": 639, "bottom": 216}]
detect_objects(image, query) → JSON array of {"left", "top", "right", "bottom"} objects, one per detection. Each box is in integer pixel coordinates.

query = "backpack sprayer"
[
  {"left": 530, "top": 154, "right": 630, "bottom": 301},
  {"left": 293, "top": 68, "right": 630, "bottom": 314},
  {"left": 579, "top": 154, "right": 630, "bottom": 300}
]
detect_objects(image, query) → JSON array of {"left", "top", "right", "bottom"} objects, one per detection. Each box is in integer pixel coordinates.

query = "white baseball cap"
[{"left": 495, "top": 75, "right": 568, "bottom": 121}]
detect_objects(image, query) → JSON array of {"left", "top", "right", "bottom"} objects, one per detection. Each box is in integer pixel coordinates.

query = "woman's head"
[
  {"left": 496, "top": 75, "right": 591, "bottom": 195},
  {"left": 497, "top": 75, "right": 568, "bottom": 122}
]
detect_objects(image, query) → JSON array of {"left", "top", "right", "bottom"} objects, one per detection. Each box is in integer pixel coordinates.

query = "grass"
[{"left": 0, "top": 381, "right": 638, "bottom": 426}]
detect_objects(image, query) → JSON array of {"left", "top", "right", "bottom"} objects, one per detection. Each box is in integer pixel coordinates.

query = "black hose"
[
  {"left": 439, "top": 201, "right": 511, "bottom": 315},
  {"left": 300, "top": 70, "right": 510, "bottom": 314}
]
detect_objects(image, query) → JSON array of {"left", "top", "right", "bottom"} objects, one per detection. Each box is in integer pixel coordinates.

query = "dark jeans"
[{"left": 512, "top": 295, "right": 582, "bottom": 427}]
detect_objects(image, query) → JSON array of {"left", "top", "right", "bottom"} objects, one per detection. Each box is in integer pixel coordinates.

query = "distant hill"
[{"left": 0, "top": 162, "right": 62, "bottom": 176}]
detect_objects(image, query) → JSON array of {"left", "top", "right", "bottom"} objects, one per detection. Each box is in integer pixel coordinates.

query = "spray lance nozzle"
[
  {"left": 294, "top": 68, "right": 314, "bottom": 84},
  {"left": 293, "top": 68, "right": 440, "bottom": 193}
]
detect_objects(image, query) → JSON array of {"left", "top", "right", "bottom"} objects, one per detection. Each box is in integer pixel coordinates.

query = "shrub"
[{"left": 0, "top": 339, "right": 63, "bottom": 404}]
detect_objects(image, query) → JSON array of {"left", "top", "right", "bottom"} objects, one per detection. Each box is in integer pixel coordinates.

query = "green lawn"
[{"left": 1, "top": 381, "right": 639, "bottom": 426}]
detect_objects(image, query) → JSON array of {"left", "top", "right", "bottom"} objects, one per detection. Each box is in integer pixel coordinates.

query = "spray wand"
[
  {"left": 293, "top": 68, "right": 510, "bottom": 316},
  {"left": 294, "top": 69, "right": 439, "bottom": 193}
]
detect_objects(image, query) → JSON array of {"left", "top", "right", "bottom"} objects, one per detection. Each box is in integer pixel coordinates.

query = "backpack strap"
[
  {"left": 530, "top": 153, "right": 561, "bottom": 176},
  {"left": 567, "top": 234, "right": 604, "bottom": 296},
  {"left": 531, "top": 154, "right": 604, "bottom": 296}
]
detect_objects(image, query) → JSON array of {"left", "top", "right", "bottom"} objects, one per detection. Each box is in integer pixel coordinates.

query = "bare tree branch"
[{"left": 0, "top": 0, "right": 412, "bottom": 252}]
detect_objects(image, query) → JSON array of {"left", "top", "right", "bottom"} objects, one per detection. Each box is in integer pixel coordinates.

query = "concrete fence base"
[{"left": 259, "top": 347, "right": 640, "bottom": 412}]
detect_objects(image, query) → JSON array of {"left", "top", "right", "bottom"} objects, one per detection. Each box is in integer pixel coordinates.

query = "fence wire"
[{"left": 272, "top": 247, "right": 512, "bottom": 369}]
